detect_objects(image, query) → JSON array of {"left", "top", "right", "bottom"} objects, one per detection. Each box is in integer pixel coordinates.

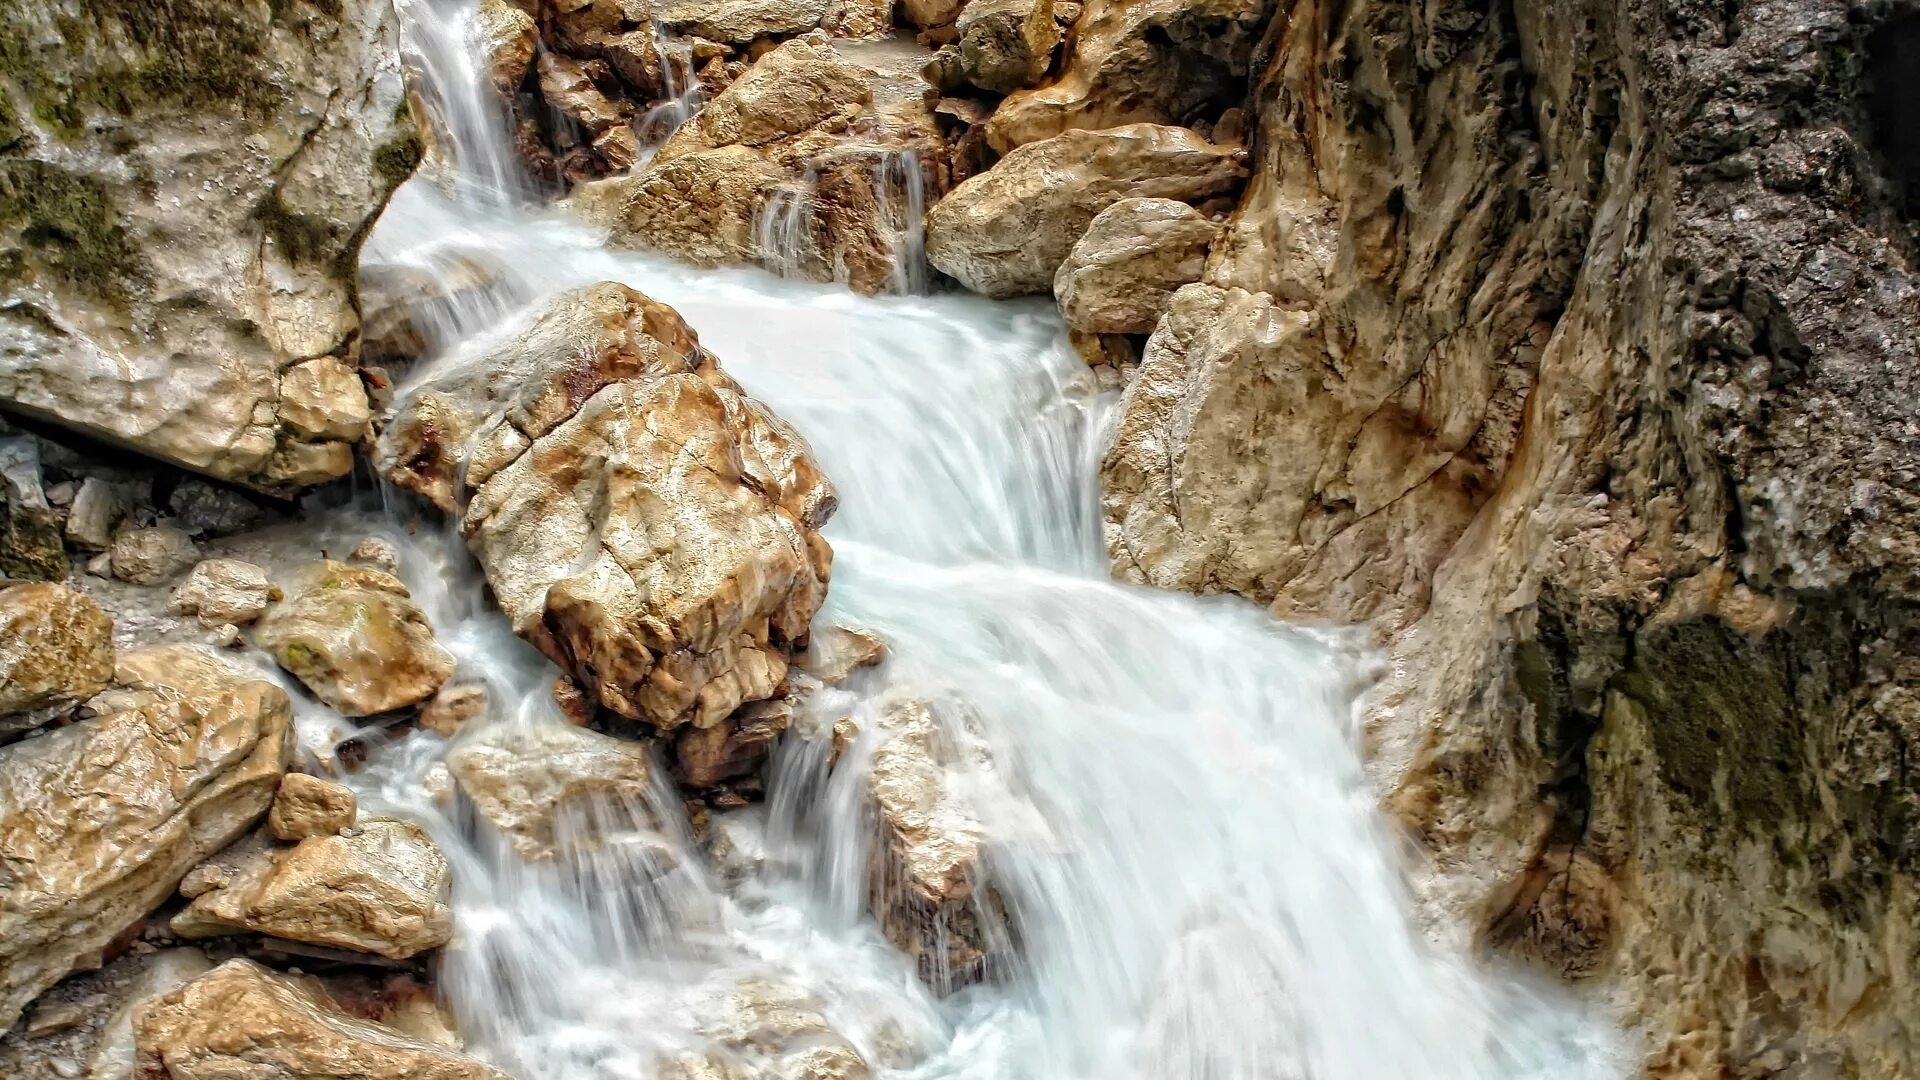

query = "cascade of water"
[
  {"left": 633, "top": 24, "right": 705, "bottom": 158},
  {"left": 394, "top": 0, "right": 529, "bottom": 204},
  {"left": 879, "top": 149, "right": 928, "bottom": 296},
  {"left": 344, "top": 1, "right": 1634, "bottom": 1076},
  {"left": 753, "top": 176, "right": 817, "bottom": 281}
]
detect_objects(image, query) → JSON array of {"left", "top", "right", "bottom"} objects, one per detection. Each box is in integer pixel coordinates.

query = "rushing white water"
[{"left": 336, "top": 3, "right": 1632, "bottom": 1077}]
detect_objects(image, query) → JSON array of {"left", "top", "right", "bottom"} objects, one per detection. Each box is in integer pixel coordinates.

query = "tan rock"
[
  {"left": 1053, "top": 197, "right": 1215, "bottom": 333},
  {"left": 0, "top": 583, "right": 114, "bottom": 732},
  {"left": 0, "top": 0, "right": 411, "bottom": 494},
  {"left": 419, "top": 683, "right": 488, "bottom": 737},
  {"left": 0, "top": 676, "right": 292, "bottom": 1029},
  {"left": 109, "top": 526, "right": 200, "bottom": 585},
  {"left": 63, "top": 477, "right": 124, "bottom": 552},
  {"left": 268, "top": 773, "right": 358, "bottom": 840},
  {"left": 133, "top": 959, "right": 509, "bottom": 1080},
  {"left": 654, "top": 0, "right": 831, "bottom": 43},
  {"left": 795, "top": 624, "right": 888, "bottom": 685},
  {"left": 900, "top": 0, "right": 967, "bottom": 29},
  {"left": 477, "top": 0, "right": 538, "bottom": 98},
  {"left": 984, "top": 0, "right": 1269, "bottom": 150},
  {"left": 670, "top": 975, "right": 870, "bottom": 1080},
  {"left": 675, "top": 698, "right": 791, "bottom": 787},
  {"left": 171, "top": 818, "right": 452, "bottom": 959},
  {"left": 925, "top": 124, "right": 1243, "bottom": 297},
  {"left": 90, "top": 644, "right": 265, "bottom": 716},
  {"left": 254, "top": 561, "right": 456, "bottom": 717},
  {"left": 536, "top": 49, "right": 630, "bottom": 134},
  {"left": 377, "top": 282, "right": 833, "bottom": 730},
  {"left": 955, "top": 0, "right": 1058, "bottom": 94},
  {"left": 569, "top": 146, "right": 782, "bottom": 269},
  {"left": 170, "top": 558, "right": 279, "bottom": 627},
  {"left": 447, "top": 723, "right": 671, "bottom": 861},
  {"left": 0, "top": 947, "right": 213, "bottom": 1080},
  {"left": 278, "top": 357, "right": 373, "bottom": 444},
  {"left": 349, "top": 536, "right": 401, "bottom": 573}
]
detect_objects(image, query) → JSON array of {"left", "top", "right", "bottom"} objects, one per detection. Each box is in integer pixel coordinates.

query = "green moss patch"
[{"left": 0, "top": 159, "right": 146, "bottom": 302}]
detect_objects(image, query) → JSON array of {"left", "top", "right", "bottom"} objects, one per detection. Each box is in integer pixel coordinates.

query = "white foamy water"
[{"left": 328, "top": 2, "right": 1633, "bottom": 1076}]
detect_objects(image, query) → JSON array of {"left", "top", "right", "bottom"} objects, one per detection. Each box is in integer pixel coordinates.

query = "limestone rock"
[
  {"left": 900, "top": 0, "right": 967, "bottom": 30},
  {"left": 0, "top": 947, "right": 213, "bottom": 1080},
  {"left": 63, "top": 476, "right": 124, "bottom": 552},
  {"left": 253, "top": 561, "right": 455, "bottom": 717},
  {"left": 170, "top": 559, "right": 279, "bottom": 627},
  {"left": 108, "top": 527, "right": 200, "bottom": 586},
  {"left": 0, "top": 438, "right": 64, "bottom": 581},
  {"left": 172, "top": 818, "right": 452, "bottom": 960},
  {"left": 0, "top": 583, "right": 113, "bottom": 734},
  {"left": 0, "top": 0, "right": 412, "bottom": 493},
  {"left": 477, "top": 0, "right": 538, "bottom": 99},
  {"left": 569, "top": 146, "right": 783, "bottom": 270},
  {"left": 268, "top": 773, "right": 359, "bottom": 841},
  {"left": 0, "top": 674, "right": 292, "bottom": 1029},
  {"left": 133, "top": 959, "right": 509, "bottom": 1080},
  {"left": 418, "top": 683, "right": 488, "bottom": 737},
  {"left": 675, "top": 698, "right": 792, "bottom": 788},
  {"left": 955, "top": 0, "right": 1058, "bottom": 94},
  {"left": 278, "top": 358, "right": 373, "bottom": 444},
  {"left": 447, "top": 723, "right": 671, "bottom": 861},
  {"left": 925, "top": 124, "right": 1243, "bottom": 297},
  {"left": 1053, "top": 197, "right": 1215, "bottom": 333},
  {"left": 795, "top": 624, "right": 888, "bottom": 685},
  {"left": 89, "top": 644, "right": 266, "bottom": 717},
  {"left": 985, "top": 0, "right": 1269, "bottom": 150},
  {"left": 654, "top": 0, "right": 832, "bottom": 43},
  {"left": 668, "top": 974, "right": 871, "bottom": 1080},
  {"left": 377, "top": 282, "right": 833, "bottom": 730}
]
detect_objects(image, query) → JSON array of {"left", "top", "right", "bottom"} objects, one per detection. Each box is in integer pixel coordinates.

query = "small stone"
[
  {"left": 419, "top": 683, "right": 488, "bottom": 737},
  {"left": 553, "top": 675, "right": 594, "bottom": 725},
  {"left": 85, "top": 551, "right": 112, "bottom": 578},
  {"left": 254, "top": 561, "right": 455, "bottom": 717},
  {"left": 0, "top": 583, "right": 115, "bottom": 731},
  {"left": 109, "top": 526, "right": 201, "bottom": 585},
  {"left": 43, "top": 480, "right": 74, "bottom": 507},
  {"left": 796, "top": 624, "right": 888, "bottom": 685},
  {"left": 64, "top": 476, "right": 125, "bottom": 551},
  {"left": 269, "top": 773, "right": 359, "bottom": 840},
  {"left": 171, "top": 558, "right": 279, "bottom": 626},
  {"left": 0, "top": 436, "right": 65, "bottom": 582},
  {"left": 167, "top": 478, "right": 265, "bottom": 538},
  {"left": 349, "top": 536, "right": 400, "bottom": 572},
  {"left": 278, "top": 357, "right": 373, "bottom": 443},
  {"left": 210, "top": 623, "right": 243, "bottom": 647}
]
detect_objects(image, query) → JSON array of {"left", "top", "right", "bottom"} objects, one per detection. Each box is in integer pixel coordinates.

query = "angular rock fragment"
[
  {"left": 796, "top": 624, "right": 889, "bottom": 685},
  {"left": 675, "top": 698, "right": 792, "bottom": 788},
  {"left": 378, "top": 282, "right": 833, "bottom": 730},
  {"left": 654, "top": 0, "right": 832, "bottom": 43},
  {"left": 956, "top": 0, "right": 1058, "bottom": 94},
  {"left": 172, "top": 818, "right": 453, "bottom": 960},
  {"left": 170, "top": 558, "right": 279, "bottom": 627},
  {"left": 419, "top": 683, "right": 489, "bottom": 737},
  {"left": 133, "top": 960, "right": 509, "bottom": 1080},
  {"left": 477, "top": 0, "right": 538, "bottom": 99},
  {"left": 0, "top": 438, "right": 65, "bottom": 581},
  {"left": 925, "top": 124, "right": 1243, "bottom": 297},
  {"left": 0, "top": 673, "right": 292, "bottom": 1029},
  {"left": 1053, "top": 197, "right": 1215, "bottom": 333},
  {"left": 0, "top": 583, "right": 114, "bottom": 734},
  {"left": 64, "top": 477, "right": 125, "bottom": 552},
  {"left": 447, "top": 723, "right": 672, "bottom": 861},
  {"left": 253, "top": 561, "right": 456, "bottom": 717},
  {"left": 108, "top": 526, "right": 200, "bottom": 586},
  {"left": 269, "top": 773, "right": 359, "bottom": 841}
]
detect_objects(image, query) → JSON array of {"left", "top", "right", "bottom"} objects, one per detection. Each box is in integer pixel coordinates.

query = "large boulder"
[
  {"left": 0, "top": 582, "right": 114, "bottom": 735},
  {"left": 571, "top": 35, "right": 951, "bottom": 294},
  {"left": 924, "top": 123, "right": 1243, "bottom": 297},
  {"left": 984, "top": 0, "right": 1270, "bottom": 151},
  {"left": 253, "top": 561, "right": 456, "bottom": 717},
  {"left": 447, "top": 723, "right": 673, "bottom": 862},
  {"left": 133, "top": 959, "right": 510, "bottom": 1080},
  {"left": 1053, "top": 196, "right": 1215, "bottom": 333},
  {"left": 0, "top": 0, "right": 413, "bottom": 493},
  {"left": 378, "top": 282, "right": 834, "bottom": 731},
  {"left": 171, "top": 818, "right": 454, "bottom": 960},
  {"left": 955, "top": 0, "right": 1059, "bottom": 94},
  {"left": 0, "top": 667, "right": 292, "bottom": 1030}
]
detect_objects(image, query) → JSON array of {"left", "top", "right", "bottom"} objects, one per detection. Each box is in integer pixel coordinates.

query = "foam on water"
[{"left": 335, "top": 3, "right": 1633, "bottom": 1076}]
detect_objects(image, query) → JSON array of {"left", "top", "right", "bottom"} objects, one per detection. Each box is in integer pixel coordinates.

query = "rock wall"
[
  {"left": 0, "top": 0, "right": 415, "bottom": 493},
  {"left": 1083, "top": 0, "right": 1920, "bottom": 1070}
]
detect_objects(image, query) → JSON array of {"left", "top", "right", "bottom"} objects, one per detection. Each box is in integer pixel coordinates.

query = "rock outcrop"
[
  {"left": 0, "top": 582, "right": 113, "bottom": 734},
  {"left": 570, "top": 34, "right": 951, "bottom": 294},
  {"left": 133, "top": 959, "right": 509, "bottom": 1080},
  {"left": 447, "top": 723, "right": 674, "bottom": 862},
  {"left": 253, "top": 561, "right": 456, "bottom": 717},
  {"left": 1092, "top": 0, "right": 1920, "bottom": 1070},
  {"left": 0, "top": 661, "right": 291, "bottom": 1029},
  {"left": 925, "top": 124, "right": 1244, "bottom": 297},
  {"left": 378, "top": 282, "right": 834, "bottom": 731},
  {"left": 172, "top": 818, "right": 454, "bottom": 960},
  {"left": 0, "top": 0, "right": 414, "bottom": 493}
]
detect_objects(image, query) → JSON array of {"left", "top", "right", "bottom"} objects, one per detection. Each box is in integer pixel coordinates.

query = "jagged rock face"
[
  {"left": 378, "top": 282, "right": 835, "bottom": 731},
  {"left": 1053, "top": 197, "right": 1216, "bottom": 334},
  {"left": 1096, "top": 0, "right": 1920, "bottom": 1069},
  {"left": 133, "top": 959, "right": 510, "bottom": 1080},
  {"left": 0, "top": 669, "right": 292, "bottom": 1030},
  {"left": 571, "top": 34, "right": 951, "bottom": 294},
  {"left": 172, "top": 818, "right": 454, "bottom": 960},
  {"left": 985, "top": 0, "right": 1272, "bottom": 151},
  {"left": 0, "top": 582, "right": 113, "bottom": 735},
  {"left": 0, "top": 0, "right": 414, "bottom": 494},
  {"left": 925, "top": 124, "right": 1244, "bottom": 298},
  {"left": 253, "top": 561, "right": 456, "bottom": 718},
  {"left": 446, "top": 723, "right": 674, "bottom": 861}
]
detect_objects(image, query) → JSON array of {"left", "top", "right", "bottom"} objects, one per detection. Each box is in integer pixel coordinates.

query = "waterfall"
[{"left": 346, "top": 2, "right": 1633, "bottom": 1077}]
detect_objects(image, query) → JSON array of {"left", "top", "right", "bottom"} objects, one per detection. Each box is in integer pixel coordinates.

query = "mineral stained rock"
[{"left": 0, "top": 582, "right": 114, "bottom": 735}]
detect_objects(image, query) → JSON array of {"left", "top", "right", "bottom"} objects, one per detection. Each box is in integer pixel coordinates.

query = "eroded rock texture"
[
  {"left": 378, "top": 282, "right": 835, "bottom": 732},
  {"left": 1095, "top": 0, "right": 1920, "bottom": 1070},
  {"left": 0, "top": 0, "right": 414, "bottom": 493}
]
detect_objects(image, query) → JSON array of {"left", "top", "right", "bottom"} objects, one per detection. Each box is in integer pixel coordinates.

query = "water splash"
[{"left": 338, "top": 0, "right": 1635, "bottom": 1075}]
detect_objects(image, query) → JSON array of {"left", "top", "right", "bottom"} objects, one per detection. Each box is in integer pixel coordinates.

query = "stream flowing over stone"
[{"left": 274, "top": 0, "right": 1634, "bottom": 1075}]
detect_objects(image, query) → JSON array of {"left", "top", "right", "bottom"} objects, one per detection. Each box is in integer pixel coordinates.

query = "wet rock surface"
[
  {"left": 378, "top": 281, "right": 834, "bottom": 731},
  {"left": 0, "top": 582, "right": 114, "bottom": 735},
  {"left": 447, "top": 722, "right": 674, "bottom": 862},
  {"left": 1054, "top": 197, "right": 1215, "bottom": 334},
  {"left": 253, "top": 560, "right": 456, "bottom": 718}
]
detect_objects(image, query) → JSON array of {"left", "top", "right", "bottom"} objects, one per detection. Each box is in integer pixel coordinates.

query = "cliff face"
[{"left": 1095, "top": 0, "right": 1920, "bottom": 1070}]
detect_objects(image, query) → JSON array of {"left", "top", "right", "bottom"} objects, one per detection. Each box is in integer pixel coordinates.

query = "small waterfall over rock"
[{"left": 345, "top": 1, "right": 1635, "bottom": 1077}]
